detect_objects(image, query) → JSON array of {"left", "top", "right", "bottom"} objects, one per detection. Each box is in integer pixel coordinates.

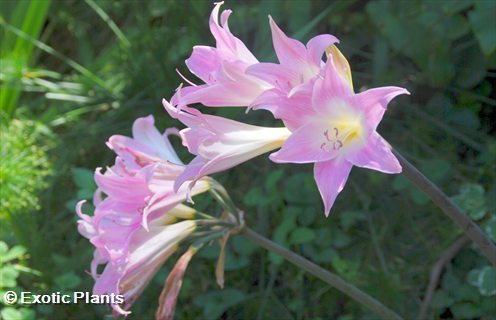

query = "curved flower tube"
[{"left": 163, "top": 98, "right": 291, "bottom": 191}]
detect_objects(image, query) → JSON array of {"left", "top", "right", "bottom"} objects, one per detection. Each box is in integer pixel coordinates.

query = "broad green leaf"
[
  {"left": 340, "top": 211, "right": 366, "bottom": 231},
  {"left": 231, "top": 236, "right": 258, "bottom": 256},
  {"left": 451, "top": 284, "right": 479, "bottom": 302},
  {"left": 1, "top": 308, "right": 21, "bottom": 320},
  {"left": 478, "top": 266, "right": 496, "bottom": 296},
  {"left": 313, "top": 248, "right": 338, "bottom": 264},
  {"left": 289, "top": 227, "right": 316, "bottom": 245},
  {"left": 467, "top": 269, "right": 480, "bottom": 286},
  {"left": 421, "top": 159, "right": 452, "bottom": 183},
  {"left": 452, "top": 183, "right": 486, "bottom": 220},
  {"left": 54, "top": 272, "right": 81, "bottom": 290},
  {"left": 484, "top": 216, "right": 496, "bottom": 242},
  {"left": 243, "top": 187, "right": 270, "bottom": 207},
  {"left": 193, "top": 289, "right": 247, "bottom": 320},
  {"left": 270, "top": 211, "right": 297, "bottom": 265},
  {"left": 0, "top": 245, "right": 26, "bottom": 263},
  {"left": 468, "top": 1, "right": 496, "bottom": 55},
  {"left": 0, "top": 242, "right": 8, "bottom": 256},
  {"left": 330, "top": 229, "right": 352, "bottom": 249},
  {"left": 451, "top": 302, "right": 483, "bottom": 319},
  {"left": 431, "top": 289, "right": 454, "bottom": 309},
  {"left": 0, "top": 266, "right": 19, "bottom": 287},
  {"left": 72, "top": 167, "right": 96, "bottom": 190},
  {"left": 297, "top": 207, "right": 317, "bottom": 226},
  {"left": 265, "top": 168, "right": 284, "bottom": 190}
]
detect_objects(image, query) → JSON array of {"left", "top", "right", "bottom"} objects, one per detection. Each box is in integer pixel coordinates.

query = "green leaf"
[
  {"left": 0, "top": 245, "right": 26, "bottom": 263},
  {"left": 452, "top": 183, "right": 486, "bottom": 220},
  {"left": 0, "top": 242, "right": 8, "bottom": 257},
  {"left": 313, "top": 248, "right": 338, "bottom": 264},
  {"left": 468, "top": 1, "right": 496, "bottom": 55},
  {"left": 392, "top": 175, "right": 410, "bottom": 191},
  {"left": 231, "top": 236, "right": 258, "bottom": 256},
  {"left": 330, "top": 229, "right": 352, "bottom": 249},
  {"left": 451, "top": 302, "right": 483, "bottom": 319},
  {"left": 265, "top": 168, "right": 284, "bottom": 190},
  {"left": 243, "top": 187, "right": 269, "bottom": 207},
  {"left": 484, "top": 216, "right": 496, "bottom": 242},
  {"left": 478, "top": 266, "right": 496, "bottom": 296},
  {"left": 451, "top": 284, "right": 479, "bottom": 302},
  {"left": 72, "top": 167, "right": 96, "bottom": 190},
  {"left": 431, "top": 290, "right": 454, "bottom": 309},
  {"left": 289, "top": 228, "right": 316, "bottom": 245},
  {"left": 54, "top": 272, "right": 81, "bottom": 290},
  {"left": 297, "top": 207, "right": 317, "bottom": 226},
  {"left": 283, "top": 173, "right": 318, "bottom": 205},
  {"left": 0, "top": 266, "right": 19, "bottom": 287},
  {"left": 340, "top": 211, "right": 366, "bottom": 231},
  {"left": 1, "top": 308, "right": 21, "bottom": 320},
  {"left": 421, "top": 159, "right": 452, "bottom": 183},
  {"left": 467, "top": 269, "right": 480, "bottom": 286},
  {"left": 269, "top": 211, "right": 297, "bottom": 265},
  {"left": 224, "top": 250, "right": 249, "bottom": 271},
  {"left": 193, "top": 289, "right": 247, "bottom": 320}
]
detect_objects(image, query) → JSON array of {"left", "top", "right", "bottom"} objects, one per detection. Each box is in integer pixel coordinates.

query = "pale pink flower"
[
  {"left": 248, "top": 16, "right": 339, "bottom": 96},
  {"left": 269, "top": 56, "right": 409, "bottom": 216},
  {"left": 247, "top": 17, "right": 339, "bottom": 127},
  {"left": 163, "top": 98, "right": 291, "bottom": 191},
  {"left": 76, "top": 116, "right": 209, "bottom": 314},
  {"left": 107, "top": 115, "right": 182, "bottom": 170},
  {"left": 172, "top": 2, "right": 270, "bottom": 108}
]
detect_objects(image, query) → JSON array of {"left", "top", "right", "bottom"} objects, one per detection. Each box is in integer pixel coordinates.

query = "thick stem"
[
  {"left": 393, "top": 150, "right": 496, "bottom": 266},
  {"left": 241, "top": 227, "right": 403, "bottom": 320}
]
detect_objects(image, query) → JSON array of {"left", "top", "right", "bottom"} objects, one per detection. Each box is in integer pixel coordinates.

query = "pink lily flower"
[
  {"left": 163, "top": 98, "right": 291, "bottom": 191},
  {"left": 247, "top": 16, "right": 339, "bottom": 97},
  {"left": 76, "top": 116, "right": 210, "bottom": 314},
  {"left": 107, "top": 115, "right": 182, "bottom": 169},
  {"left": 269, "top": 56, "right": 409, "bottom": 216},
  {"left": 172, "top": 2, "right": 270, "bottom": 108}
]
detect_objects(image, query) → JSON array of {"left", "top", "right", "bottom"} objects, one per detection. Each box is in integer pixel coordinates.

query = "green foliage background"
[{"left": 0, "top": 0, "right": 495, "bottom": 319}]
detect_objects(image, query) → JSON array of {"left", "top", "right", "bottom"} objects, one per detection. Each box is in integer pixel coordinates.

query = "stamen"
[
  {"left": 334, "top": 127, "right": 339, "bottom": 137},
  {"left": 324, "top": 129, "right": 331, "bottom": 141},
  {"left": 175, "top": 68, "right": 198, "bottom": 86}
]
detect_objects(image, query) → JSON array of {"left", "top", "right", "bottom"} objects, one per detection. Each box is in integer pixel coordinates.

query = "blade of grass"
[
  {"left": 0, "top": 0, "right": 51, "bottom": 117},
  {"left": 84, "top": 0, "right": 131, "bottom": 48},
  {"left": 1, "top": 19, "right": 119, "bottom": 98}
]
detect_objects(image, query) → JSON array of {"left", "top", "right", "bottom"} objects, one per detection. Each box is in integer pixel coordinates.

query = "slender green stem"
[
  {"left": 393, "top": 150, "right": 496, "bottom": 265},
  {"left": 241, "top": 227, "right": 403, "bottom": 320}
]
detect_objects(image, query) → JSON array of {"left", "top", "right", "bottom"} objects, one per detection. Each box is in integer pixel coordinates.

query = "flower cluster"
[
  {"left": 168, "top": 1, "right": 409, "bottom": 216},
  {"left": 76, "top": 115, "right": 211, "bottom": 315},
  {"left": 77, "top": 1, "right": 409, "bottom": 317}
]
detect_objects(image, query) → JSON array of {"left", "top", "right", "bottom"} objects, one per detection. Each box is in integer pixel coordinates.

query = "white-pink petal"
[
  {"left": 346, "top": 132, "right": 402, "bottom": 174},
  {"left": 314, "top": 159, "right": 353, "bottom": 216}
]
